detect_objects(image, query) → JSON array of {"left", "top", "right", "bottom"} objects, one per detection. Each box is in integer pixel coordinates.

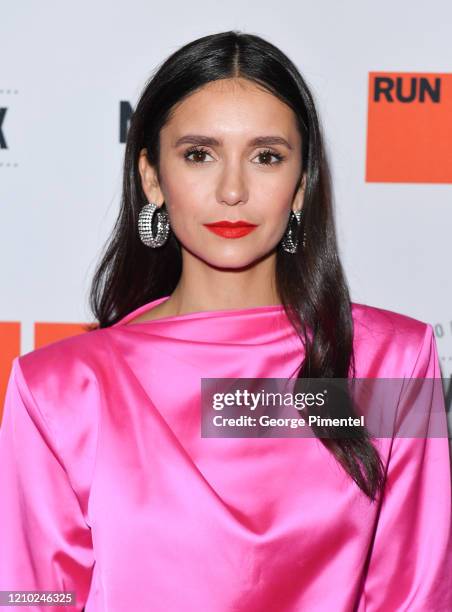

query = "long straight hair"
[{"left": 89, "top": 30, "right": 385, "bottom": 501}]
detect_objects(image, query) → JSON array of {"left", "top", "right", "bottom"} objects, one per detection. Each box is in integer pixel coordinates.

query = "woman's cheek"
[{"left": 167, "top": 205, "right": 200, "bottom": 241}]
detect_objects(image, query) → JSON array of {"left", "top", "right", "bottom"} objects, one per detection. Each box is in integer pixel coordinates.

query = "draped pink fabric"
[{"left": 0, "top": 296, "right": 451, "bottom": 611}]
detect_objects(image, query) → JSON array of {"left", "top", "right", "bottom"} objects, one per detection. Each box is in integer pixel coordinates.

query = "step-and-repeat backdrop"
[{"left": 1, "top": 2, "right": 451, "bottom": 421}]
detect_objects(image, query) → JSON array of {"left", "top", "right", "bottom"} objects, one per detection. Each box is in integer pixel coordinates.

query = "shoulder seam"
[
  {"left": 406, "top": 322, "right": 433, "bottom": 380},
  {"left": 15, "top": 355, "right": 92, "bottom": 523},
  {"left": 14, "top": 357, "right": 62, "bottom": 464}
]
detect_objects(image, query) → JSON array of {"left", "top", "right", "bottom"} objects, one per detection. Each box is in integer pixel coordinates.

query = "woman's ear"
[
  {"left": 138, "top": 148, "right": 164, "bottom": 205},
  {"left": 292, "top": 172, "right": 307, "bottom": 214}
]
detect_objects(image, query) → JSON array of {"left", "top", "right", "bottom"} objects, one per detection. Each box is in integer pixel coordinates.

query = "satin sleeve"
[
  {"left": 0, "top": 357, "right": 94, "bottom": 611},
  {"left": 362, "top": 324, "right": 452, "bottom": 611}
]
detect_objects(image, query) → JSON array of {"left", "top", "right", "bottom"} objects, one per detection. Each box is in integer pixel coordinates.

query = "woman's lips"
[{"left": 203, "top": 221, "right": 258, "bottom": 239}]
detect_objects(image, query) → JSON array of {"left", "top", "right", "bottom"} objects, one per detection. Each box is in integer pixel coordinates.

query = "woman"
[{"left": 0, "top": 30, "right": 450, "bottom": 611}]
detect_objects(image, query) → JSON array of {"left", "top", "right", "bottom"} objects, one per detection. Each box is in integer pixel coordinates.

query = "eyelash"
[{"left": 183, "top": 146, "right": 285, "bottom": 166}]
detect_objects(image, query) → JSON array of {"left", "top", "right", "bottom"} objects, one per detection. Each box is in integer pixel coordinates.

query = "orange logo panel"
[
  {"left": 366, "top": 72, "right": 452, "bottom": 183},
  {"left": 34, "top": 322, "right": 88, "bottom": 350},
  {"left": 0, "top": 322, "right": 21, "bottom": 424}
]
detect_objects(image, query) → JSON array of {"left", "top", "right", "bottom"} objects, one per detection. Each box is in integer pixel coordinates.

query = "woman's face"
[{"left": 138, "top": 77, "right": 306, "bottom": 269}]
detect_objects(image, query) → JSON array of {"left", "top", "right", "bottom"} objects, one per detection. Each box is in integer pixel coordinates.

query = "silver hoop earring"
[
  {"left": 138, "top": 201, "right": 171, "bottom": 248},
  {"left": 281, "top": 209, "right": 305, "bottom": 254}
]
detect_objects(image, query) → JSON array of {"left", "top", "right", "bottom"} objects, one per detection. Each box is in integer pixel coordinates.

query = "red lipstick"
[{"left": 203, "top": 220, "right": 258, "bottom": 239}]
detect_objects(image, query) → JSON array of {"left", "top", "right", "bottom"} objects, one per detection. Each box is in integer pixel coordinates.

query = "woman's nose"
[{"left": 216, "top": 161, "right": 248, "bottom": 206}]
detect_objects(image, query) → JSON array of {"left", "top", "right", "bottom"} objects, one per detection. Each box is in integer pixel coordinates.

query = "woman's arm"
[
  {"left": 361, "top": 325, "right": 452, "bottom": 611},
  {"left": 0, "top": 357, "right": 94, "bottom": 611}
]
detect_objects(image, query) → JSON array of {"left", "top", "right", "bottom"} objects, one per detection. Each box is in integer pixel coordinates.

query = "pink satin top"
[{"left": 0, "top": 297, "right": 451, "bottom": 611}]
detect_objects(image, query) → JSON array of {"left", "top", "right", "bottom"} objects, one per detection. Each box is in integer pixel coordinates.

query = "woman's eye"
[
  {"left": 183, "top": 147, "right": 214, "bottom": 163},
  {"left": 253, "top": 149, "right": 285, "bottom": 165}
]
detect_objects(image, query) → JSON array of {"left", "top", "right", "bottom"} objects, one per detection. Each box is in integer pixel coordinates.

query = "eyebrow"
[{"left": 174, "top": 134, "right": 293, "bottom": 150}]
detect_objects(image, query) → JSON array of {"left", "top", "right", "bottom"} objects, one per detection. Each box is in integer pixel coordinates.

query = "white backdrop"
[{"left": 1, "top": 1, "right": 451, "bottom": 388}]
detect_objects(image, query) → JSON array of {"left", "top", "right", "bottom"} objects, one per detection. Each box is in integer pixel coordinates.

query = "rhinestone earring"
[
  {"left": 281, "top": 209, "right": 305, "bottom": 254},
  {"left": 138, "top": 201, "right": 171, "bottom": 248}
]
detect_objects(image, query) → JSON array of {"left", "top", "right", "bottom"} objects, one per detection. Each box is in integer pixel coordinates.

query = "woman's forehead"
[{"left": 162, "top": 80, "right": 299, "bottom": 143}]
